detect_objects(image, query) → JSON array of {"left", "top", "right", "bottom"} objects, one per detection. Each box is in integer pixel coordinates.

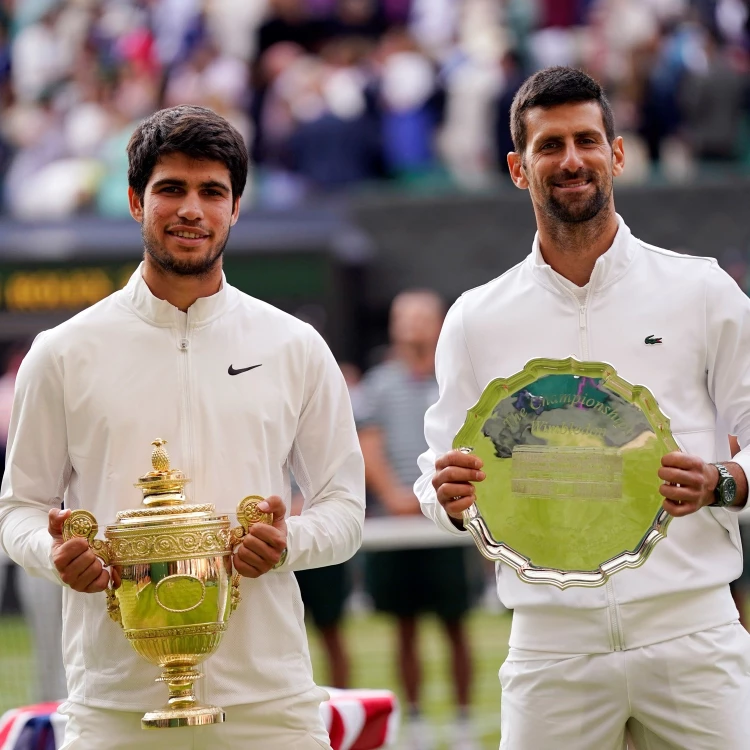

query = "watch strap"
[{"left": 710, "top": 463, "right": 735, "bottom": 507}]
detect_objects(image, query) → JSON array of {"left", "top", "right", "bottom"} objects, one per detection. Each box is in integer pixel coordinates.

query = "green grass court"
[{"left": 0, "top": 609, "right": 511, "bottom": 749}]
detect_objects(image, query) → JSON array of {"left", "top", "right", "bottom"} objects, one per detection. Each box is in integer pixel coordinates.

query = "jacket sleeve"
[
  {"left": 705, "top": 261, "right": 750, "bottom": 513},
  {"left": 0, "top": 333, "right": 69, "bottom": 583},
  {"left": 414, "top": 296, "right": 479, "bottom": 536},
  {"left": 282, "top": 328, "right": 366, "bottom": 571}
]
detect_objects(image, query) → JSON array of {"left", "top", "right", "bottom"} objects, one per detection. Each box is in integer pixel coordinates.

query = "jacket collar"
[
  {"left": 528, "top": 214, "right": 637, "bottom": 293},
  {"left": 122, "top": 262, "right": 238, "bottom": 327}
]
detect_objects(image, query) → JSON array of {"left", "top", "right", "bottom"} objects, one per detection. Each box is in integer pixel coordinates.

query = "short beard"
[
  {"left": 142, "top": 226, "right": 229, "bottom": 278},
  {"left": 542, "top": 171, "right": 611, "bottom": 224}
]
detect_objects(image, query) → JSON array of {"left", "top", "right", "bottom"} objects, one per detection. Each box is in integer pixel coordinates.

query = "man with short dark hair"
[
  {"left": 415, "top": 67, "right": 750, "bottom": 749},
  {"left": 0, "top": 105, "right": 365, "bottom": 749}
]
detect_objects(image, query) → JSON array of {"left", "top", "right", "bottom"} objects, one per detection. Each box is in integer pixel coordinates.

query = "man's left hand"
[
  {"left": 233, "top": 495, "right": 288, "bottom": 578},
  {"left": 658, "top": 452, "right": 718, "bottom": 517}
]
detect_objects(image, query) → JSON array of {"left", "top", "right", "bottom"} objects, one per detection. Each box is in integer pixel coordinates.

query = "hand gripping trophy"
[{"left": 62, "top": 439, "right": 271, "bottom": 729}]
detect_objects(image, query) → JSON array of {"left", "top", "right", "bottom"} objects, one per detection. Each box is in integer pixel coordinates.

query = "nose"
[
  {"left": 176, "top": 191, "right": 204, "bottom": 221},
  {"left": 559, "top": 142, "right": 584, "bottom": 173}
]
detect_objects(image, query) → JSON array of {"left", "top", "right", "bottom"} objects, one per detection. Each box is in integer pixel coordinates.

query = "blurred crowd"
[{"left": 1, "top": 0, "right": 750, "bottom": 219}]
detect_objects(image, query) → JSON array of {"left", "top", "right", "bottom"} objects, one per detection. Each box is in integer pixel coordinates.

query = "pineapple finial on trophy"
[
  {"left": 134, "top": 438, "right": 190, "bottom": 507},
  {"left": 151, "top": 439, "right": 170, "bottom": 473}
]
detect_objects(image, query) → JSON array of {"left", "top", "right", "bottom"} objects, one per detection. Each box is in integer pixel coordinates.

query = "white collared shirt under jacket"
[
  {"left": 415, "top": 215, "right": 750, "bottom": 654},
  {"left": 0, "top": 266, "right": 366, "bottom": 711}
]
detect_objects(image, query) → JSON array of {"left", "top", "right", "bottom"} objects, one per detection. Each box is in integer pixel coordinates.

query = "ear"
[
  {"left": 507, "top": 152, "right": 529, "bottom": 190},
  {"left": 128, "top": 187, "right": 143, "bottom": 223},
  {"left": 230, "top": 197, "right": 241, "bottom": 226},
  {"left": 612, "top": 136, "right": 625, "bottom": 178}
]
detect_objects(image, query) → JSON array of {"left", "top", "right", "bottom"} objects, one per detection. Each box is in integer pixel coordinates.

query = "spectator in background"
[
  {"left": 163, "top": 38, "right": 252, "bottom": 144},
  {"left": 256, "top": 0, "right": 330, "bottom": 60},
  {"left": 250, "top": 41, "right": 308, "bottom": 203},
  {"left": 359, "top": 291, "right": 478, "bottom": 750},
  {"left": 374, "top": 30, "right": 443, "bottom": 179},
  {"left": 287, "top": 54, "right": 382, "bottom": 191},
  {"left": 494, "top": 50, "right": 526, "bottom": 174},
  {"left": 328, "top": 0, "right": 386, "bottom": 41},
  {"left": 437, "top": 29, "right": 506, "bottom": 189},
  {"left": 10, "top": 5, "right": 71, "bottom": 105},
  {"left": 635, "top": 20, "right": 689, "bottom": 166},
  {"left": 680, "top": 28, "right": 750, "bottom": 164}
]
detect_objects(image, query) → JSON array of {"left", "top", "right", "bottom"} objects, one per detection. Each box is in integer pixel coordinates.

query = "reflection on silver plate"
[{"left": 453, "top": 357, "right": 679, "bottom": 589}]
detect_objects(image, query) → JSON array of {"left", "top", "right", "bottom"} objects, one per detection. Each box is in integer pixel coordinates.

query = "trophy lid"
[{"left": 116, "top": 439, "right": 215, "bottom": 524}]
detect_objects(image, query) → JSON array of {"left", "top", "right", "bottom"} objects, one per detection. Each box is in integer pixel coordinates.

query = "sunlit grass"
[{"left": 307, "top": 609, "right": 511, "bottom": 749}]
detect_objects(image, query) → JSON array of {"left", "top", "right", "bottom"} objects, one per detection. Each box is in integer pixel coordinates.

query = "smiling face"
[
  {"left": 128, "top": 151, "right": 240, "bottom": 278},
  {"left": 508, "top": 101, "right": 624, "bottom": 225}
]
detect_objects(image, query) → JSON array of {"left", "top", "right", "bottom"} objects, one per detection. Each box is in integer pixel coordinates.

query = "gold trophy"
[{"left": 62, "top": 439, "right": 271, "bottom": 729}]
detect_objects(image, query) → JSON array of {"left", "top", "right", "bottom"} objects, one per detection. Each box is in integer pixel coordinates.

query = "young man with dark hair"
[
  {"left": 0, "top": 105, "right": 365, "bottom": 749},
  {"left": 415, "top": 67, "right": 750, "bottom": 749}
]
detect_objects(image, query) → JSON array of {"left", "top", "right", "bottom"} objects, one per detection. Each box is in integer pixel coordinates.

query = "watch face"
[
  {"left": 723, "top": 476, "right": 737, "bottom": 505},
  {"left": 717, "top": 466, "right": 737, "bottom": 506}
]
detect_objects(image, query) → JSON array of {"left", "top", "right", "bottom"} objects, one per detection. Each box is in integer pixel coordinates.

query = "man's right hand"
[
  {"left": 432, "top": 450, "right": 486, "bottom": 523},
  {"left": 49, "top": 508, "right": 111, "bottom": 593}
]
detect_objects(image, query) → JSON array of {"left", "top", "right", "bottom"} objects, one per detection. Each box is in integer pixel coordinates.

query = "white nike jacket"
[
  {"left": 0, "top": 266, "right": 365, "bottom": 710},
  {"left": 415, "top": 216, "right": 750, "bottom": 654}
]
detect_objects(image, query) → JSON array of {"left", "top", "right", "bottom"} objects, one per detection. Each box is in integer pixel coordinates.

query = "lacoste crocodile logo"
[
  {"left": 228, "top": 364, "right": 262, "bottom": 376},
  {"left": 644, "top": 335, "right": 662, "bottom": 345}
]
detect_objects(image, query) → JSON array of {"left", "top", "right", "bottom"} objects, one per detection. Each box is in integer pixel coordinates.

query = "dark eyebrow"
[
  {"left": 573, "top": 130, "right": 603, "bottom": 140},
  {"left": 151, "top": 178, "right": 231, "bottom": 193},
  {"left": 534, "top": 129, "right": 604, "bottom": 145}
]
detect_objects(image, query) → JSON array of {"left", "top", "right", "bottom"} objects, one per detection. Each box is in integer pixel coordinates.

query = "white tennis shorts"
[
  {"left": 58, "top": 685, "right": 333, "bottom": 750},
  {"left": 499, "top": 621, "right": 750, "bottom": 750}
]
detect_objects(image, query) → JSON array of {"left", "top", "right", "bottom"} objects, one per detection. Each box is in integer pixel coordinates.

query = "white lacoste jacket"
[
  {"left": 0, "top": 266, "right": 365, "bottom": 710},
  {"left": 415, "top": 216, "right": 750, "bottom": 653}
]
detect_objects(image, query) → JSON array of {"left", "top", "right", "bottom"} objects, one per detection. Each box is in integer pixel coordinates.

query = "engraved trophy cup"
[
  {"left": 455, "top": 357, "right": 680, "bottom": 588},
  {"left": 62, "top": 439, "right": 270, "bottom": 728}
]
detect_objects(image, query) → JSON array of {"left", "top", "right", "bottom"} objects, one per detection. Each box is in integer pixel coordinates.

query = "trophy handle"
[
  {"left": 105, "top": 585, "right": 123, "bottom": 627},
  {"left": 62, "top": 510, "right": 112, "bottom": 566},
  {"left": 229, "top": 495, "right": 273, "bottom": 545},
  {"left": 228, "top": 496, "right": 273, "bottom": 616},
  {"left": 230, "top": 572, "right": 242, "bottom": 614}
]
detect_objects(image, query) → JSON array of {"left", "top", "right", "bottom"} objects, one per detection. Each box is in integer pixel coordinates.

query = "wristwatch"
[
  {"left": 273, "top": 547, "right": 288, "bottom": 570},
  {"left": 710, "top": 463, "right": 737, "bottom": 508}
]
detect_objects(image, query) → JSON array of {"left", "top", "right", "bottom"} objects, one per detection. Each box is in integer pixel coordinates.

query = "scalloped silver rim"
[{"left": 462, "top": 503, "right": 672, "bottom": 589}]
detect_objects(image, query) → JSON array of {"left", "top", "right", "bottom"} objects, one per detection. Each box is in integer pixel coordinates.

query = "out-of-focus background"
[{"left": 1, "top": 1, "right": 750, "bottom": 749}]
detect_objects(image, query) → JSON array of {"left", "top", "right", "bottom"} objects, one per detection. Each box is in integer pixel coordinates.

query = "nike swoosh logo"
[{"left": 228, "top": 364, "right": 262, "bottom": 376}]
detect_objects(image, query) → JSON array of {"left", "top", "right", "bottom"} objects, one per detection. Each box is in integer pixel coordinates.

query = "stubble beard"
[
  {"left": 541, "top": 170, "right": 612, "bottom": 225},
  {"left": 142, "top": 224, "right": 230, "bottom": 278}
]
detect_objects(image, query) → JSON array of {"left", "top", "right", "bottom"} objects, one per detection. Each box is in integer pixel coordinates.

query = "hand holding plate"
[
  {"left": 658, "top": 452, "right": 719, "bottom": 516},
  {"left": 432, "top": 449, "right": 486, "bottom": 520}
]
